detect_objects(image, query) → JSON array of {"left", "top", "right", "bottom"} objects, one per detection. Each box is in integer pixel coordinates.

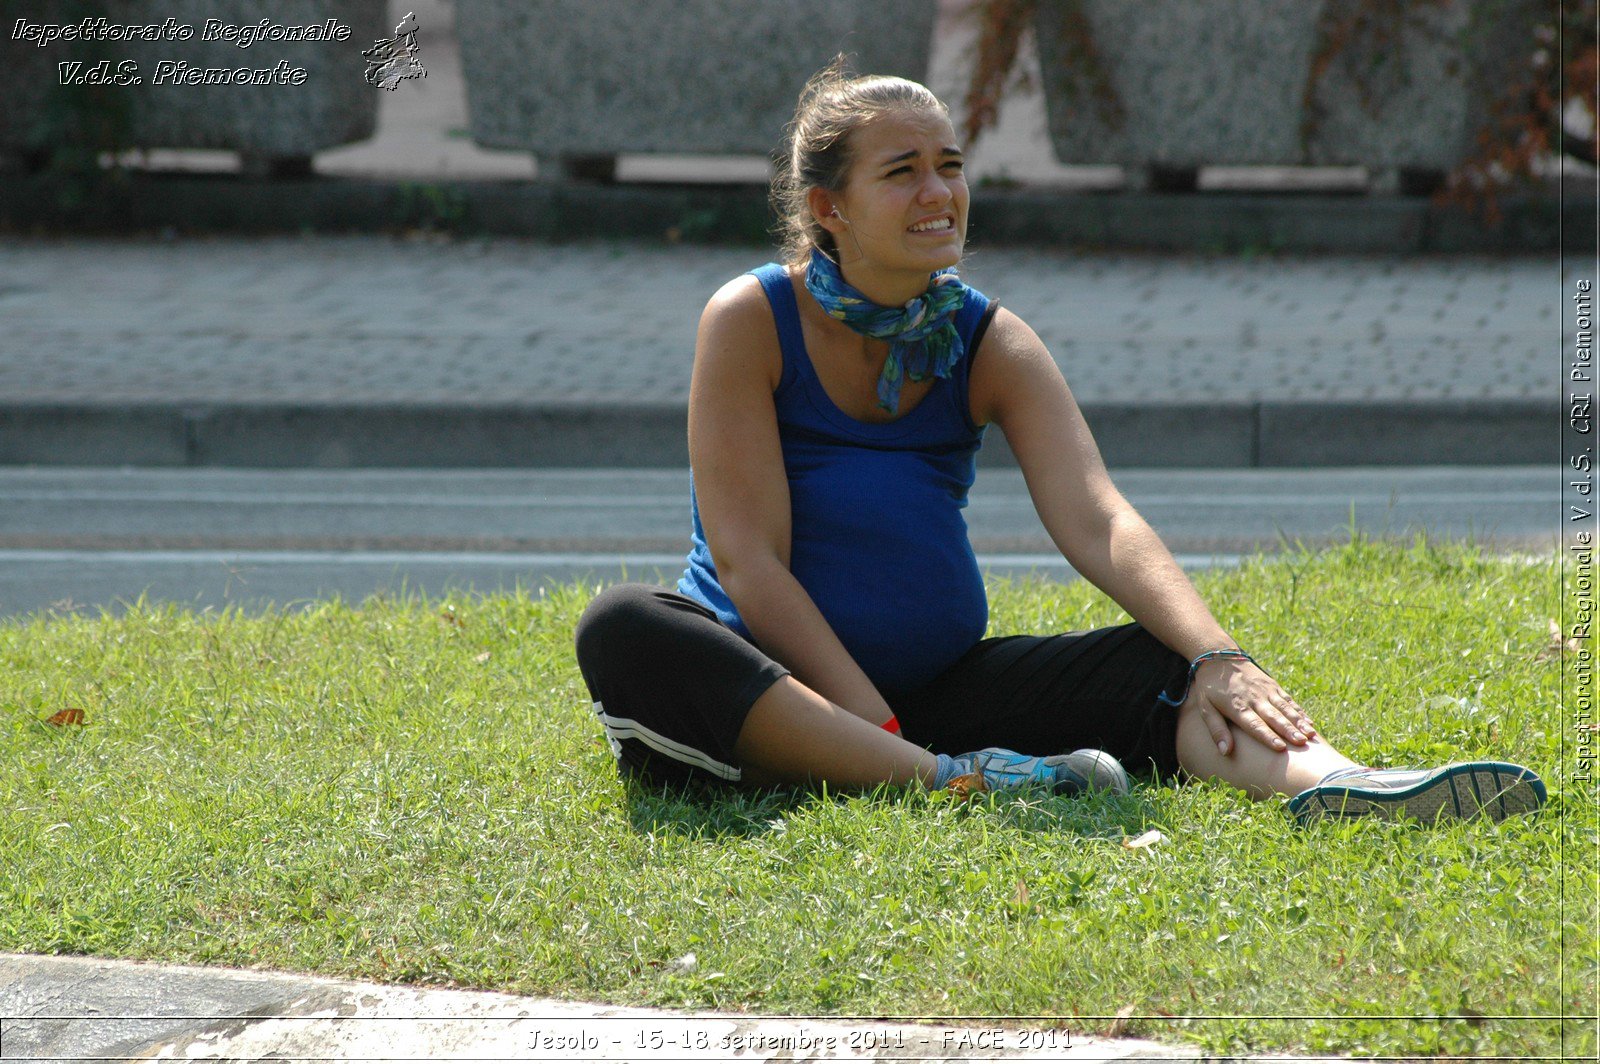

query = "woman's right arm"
[{"left": 687, "top": 279, "right": 896, "bottom": 727}]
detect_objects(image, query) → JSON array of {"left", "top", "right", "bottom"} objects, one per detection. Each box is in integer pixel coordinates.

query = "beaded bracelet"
[{"left": 1156, "top": 648, "right": 1266, "bottom": 707}]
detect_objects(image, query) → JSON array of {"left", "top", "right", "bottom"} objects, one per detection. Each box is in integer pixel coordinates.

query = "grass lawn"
[{"left": 1, "top": 536, "right": 1594, "bottom": 1059}]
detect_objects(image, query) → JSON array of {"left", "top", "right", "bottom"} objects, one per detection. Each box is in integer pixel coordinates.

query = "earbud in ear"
[{"left": 830, "top": 209, "right": 851, "bottom": 225}]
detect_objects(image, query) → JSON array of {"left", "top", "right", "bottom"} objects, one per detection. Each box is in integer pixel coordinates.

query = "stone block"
[
  {"left": 0, "top": 405, "right": 189, "bottom": 465},
  {"left": 454, "top": 0, "right": 935, "bottom": 159},
  {"left": 186, "top": 404, "right": 691, "bottom": 468},
  {"left": 1034, "top": 0, "right": 1540, "bottom": 173},
  {"left": 1258, "top": 399, "right": 1552, "bottom": 465}
]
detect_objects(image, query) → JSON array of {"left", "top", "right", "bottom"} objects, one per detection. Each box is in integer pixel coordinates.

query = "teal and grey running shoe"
[
  {"left": 941, "top": 747, "right": 1130, "bottom": 798},
  {"left": 1287, "top": 761, "right": 1546, "bottom": 825}
]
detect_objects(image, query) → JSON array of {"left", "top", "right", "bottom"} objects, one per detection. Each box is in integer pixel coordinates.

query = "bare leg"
[
  {"left": 734, "top": 674, "right": 1360, "bottom": 799},
  {"left": 1175, "top": 695, "right": 1361, "bottom": 799},
  {"left": 732, "top": 676, "right": 940, "bottom": 789}
]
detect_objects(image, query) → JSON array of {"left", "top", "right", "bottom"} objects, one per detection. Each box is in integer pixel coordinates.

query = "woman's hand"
[{"left": 1188, "top": 658, "right": 1317, "bottom": 755}]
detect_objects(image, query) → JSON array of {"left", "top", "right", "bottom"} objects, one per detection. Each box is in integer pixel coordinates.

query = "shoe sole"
[{"left": 1288, "top": 761, "right": 1547, "bottom": 825}]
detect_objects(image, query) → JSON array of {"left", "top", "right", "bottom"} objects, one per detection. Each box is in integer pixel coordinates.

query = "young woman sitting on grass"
[{"left": 574, "top": 60, "right": 1545, "bottom": 825}]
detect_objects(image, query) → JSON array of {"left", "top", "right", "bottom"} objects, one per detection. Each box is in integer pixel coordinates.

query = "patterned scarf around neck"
[{"left": 804, "top": 247, "right": 967, "bottom": 415}]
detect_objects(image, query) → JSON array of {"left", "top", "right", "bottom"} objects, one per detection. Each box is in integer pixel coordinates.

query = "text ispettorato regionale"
[{"left": 11, "top": 18, "right": 353, "bottom": 49}]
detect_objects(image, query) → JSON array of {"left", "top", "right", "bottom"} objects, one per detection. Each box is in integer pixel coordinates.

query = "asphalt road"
[{"left": 0, "top": 465, "right": 1554, "bottom": 619}]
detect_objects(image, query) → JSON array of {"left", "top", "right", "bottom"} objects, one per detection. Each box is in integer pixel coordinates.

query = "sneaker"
[
  {"left": 943, "top": 747, "right": 1131, "bottom": 799},
  {"left": 1287, "top": 761, "right": 1547, "bottom": 826}
]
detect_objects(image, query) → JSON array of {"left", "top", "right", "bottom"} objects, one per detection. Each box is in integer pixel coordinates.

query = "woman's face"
[{"left": 822, "top": 108, "right": 969, "bottom": 285}]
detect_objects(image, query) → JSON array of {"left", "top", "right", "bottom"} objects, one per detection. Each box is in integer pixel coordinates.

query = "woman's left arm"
[{"left": 969, "top": 309, "right": 1316, "bottom": 755}]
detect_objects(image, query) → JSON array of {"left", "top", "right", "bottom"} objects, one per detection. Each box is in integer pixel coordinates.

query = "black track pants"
[{"left": 575, "top": 583, "right": 1193, "bottom": 790}]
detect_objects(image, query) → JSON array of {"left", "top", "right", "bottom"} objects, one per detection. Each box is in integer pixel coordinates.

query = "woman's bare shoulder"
[
  {"left": 968, "top": 305, "right": 1059, "bottom": 427},
  {"left": 982, "top": 305, "right": 1044, "bottom": 352},
  {"left": 696, "top": 273, "right": 782, "bottom": 391},
  {"left": 703, "top": 272, "right": 771, "bottom": 320}
]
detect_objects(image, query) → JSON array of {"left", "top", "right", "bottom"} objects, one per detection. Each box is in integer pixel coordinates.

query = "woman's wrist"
[
  {"left": 1178, "top": 635, "right": 1240, "bottom": 660},
  {"left": 1193, "top": 648, "right": 1250, "bottom": 672},
  {"left": 1157, "top": 647, "right": 1267, "bottom": 707}
]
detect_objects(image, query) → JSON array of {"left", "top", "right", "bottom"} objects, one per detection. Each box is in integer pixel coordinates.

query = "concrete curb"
[
  {"left": 0, "top": 399, "right": 1557, "bottom": 469},
  {"left": 1, "top": 172, "right": 1589, "bottom": 253},
  {"left": 0, "top": 953, "right": 1354, "bottom": 1062}
]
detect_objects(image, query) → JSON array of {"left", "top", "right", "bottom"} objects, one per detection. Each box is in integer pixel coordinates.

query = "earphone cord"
[{"left": 829, "top": 208, "right": 864, "bottom": 263}]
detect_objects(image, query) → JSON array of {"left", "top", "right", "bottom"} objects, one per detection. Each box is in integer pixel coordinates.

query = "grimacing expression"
[{"left": 828, "top": 109, "right": 969, "bottom": 274}]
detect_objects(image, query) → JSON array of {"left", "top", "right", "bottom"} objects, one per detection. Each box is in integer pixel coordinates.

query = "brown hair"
[{"left": 770, "top": 55, "right": 951, "bottom": 268}]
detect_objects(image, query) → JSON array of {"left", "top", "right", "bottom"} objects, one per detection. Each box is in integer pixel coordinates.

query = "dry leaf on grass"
[
  {"left": 1105, "top": 1003, "right": 1138, "bottom": 1038},
  {"left": 1011, "top": 878, "right": 1030, "bottom": 908},
  {"left": 473, "top": 651, "right": 491, "bottom": 663},
  {"left": 944, "top": 773, "right": 987, "bottom": 801},
  {"left": 1123, "top": 828, "right": 1165, "bottom": 850},
  {"left": 438, "top": 610, "right": 465, "bottom": 629},
  {"left": 45, "top": 708, "right": 85, "bottom": 726},
  {"left": 1535, "top": 619, "right": 1584, "bottom": 662}
]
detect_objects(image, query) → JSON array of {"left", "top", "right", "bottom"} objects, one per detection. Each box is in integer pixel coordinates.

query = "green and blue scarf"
[{"left": 804, "top": 247, "right": 968, "bottom": 415}]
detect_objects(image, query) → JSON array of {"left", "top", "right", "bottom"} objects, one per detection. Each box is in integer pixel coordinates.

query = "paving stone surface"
[{"left": 0, "top": 236, "right": 1577, "bottom": 408}]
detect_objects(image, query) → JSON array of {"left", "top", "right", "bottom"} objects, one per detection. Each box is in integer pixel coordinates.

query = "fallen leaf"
[
  {"left": 438, "top": 610, "right": 464, "bottom": 629},
  {"left": 945, "top": 773, "right": 987, "bottom": 801},
  {"left": 1535, "top": 618, "right": 1583, "bottom": 661},
  {"left": 1105, "top": 1003, "right": 1137, "bottom": 1038},
  {"left": 1011, "top": 878, "right": 1030, "bottom": 908},
  {"left": 45, "top": 708, "right": 85, "bottom": 726},
  {"left": 1123, "top": 829, "right": 1165, "bottom": 850},
  {"left": 473, "top": 651, "right": 491, "bottom": 663}
]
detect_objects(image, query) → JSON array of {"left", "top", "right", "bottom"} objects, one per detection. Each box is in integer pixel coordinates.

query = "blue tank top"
[{"left": 678, "top": 262, "right": 994, "bottom": 695}]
